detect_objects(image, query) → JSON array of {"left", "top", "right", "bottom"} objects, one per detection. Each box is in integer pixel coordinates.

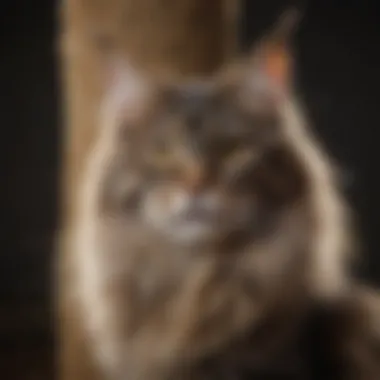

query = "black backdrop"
[{"left": 0, "top": 0, "right": 379, "bottom": 378}]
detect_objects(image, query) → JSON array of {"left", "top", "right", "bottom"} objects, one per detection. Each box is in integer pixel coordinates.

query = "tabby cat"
[{"left": 73, "top": 13, "right": 380, "bottom": 380}]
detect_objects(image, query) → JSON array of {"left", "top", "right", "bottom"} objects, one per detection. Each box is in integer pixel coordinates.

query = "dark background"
[{"left": 0, "top": 0, "right": 378, "bottom": 378}]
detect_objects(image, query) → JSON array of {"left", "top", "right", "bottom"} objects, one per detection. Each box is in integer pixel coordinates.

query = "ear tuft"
[
  {"left": 249, "top": 8, "right": 301, "bottom": 90},
  {"left": 106, "top": 54, "right": 148, "bottom": 100},
  {"left": 101, "top": 54, "right": 151, "bottom": 122},
  {"left": 267, "top": 7, "right": 301, "bottom": 46}
]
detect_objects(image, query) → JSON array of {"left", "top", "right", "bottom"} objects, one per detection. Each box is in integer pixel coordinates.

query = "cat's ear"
[
  {"left": 246, "top": 8, "right": 300, "bottom": 92},
  {"left": 101, "top": 54, "right": 152, "bottom": 121}
]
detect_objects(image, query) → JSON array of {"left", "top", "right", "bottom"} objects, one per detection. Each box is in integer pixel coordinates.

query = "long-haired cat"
[{"left": 73, "top": 12, "right": 380, "bottom": 380}]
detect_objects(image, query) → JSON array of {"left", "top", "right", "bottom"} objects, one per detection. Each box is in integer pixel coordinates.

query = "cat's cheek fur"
[
  {"left": 72, "top": 124, "right": 128, "bottom": 377},
  {"left": 278, "top": 99, "right": 351, "bottom": 300},
  {"left": 74, "top": 222, "right": 123, "bottom": 377}
]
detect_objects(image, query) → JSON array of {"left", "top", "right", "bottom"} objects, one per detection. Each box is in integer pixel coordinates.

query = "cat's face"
[
  {"left": 129, "top": 85, "right": 276, "bottom": 244},
  {"left": 101, "top": 79, "right": 305, "bottom": 247},
  {"left": 100, "top": 37, "right": 306, "bottom": 246}
]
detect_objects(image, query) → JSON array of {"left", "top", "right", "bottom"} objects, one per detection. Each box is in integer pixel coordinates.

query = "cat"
[{"left": 73, "top": 11, "right": 380, "bottom": 380}]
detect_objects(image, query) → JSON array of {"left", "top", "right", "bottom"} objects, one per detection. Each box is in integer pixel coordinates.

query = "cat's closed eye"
[
  {"left": 224, "top": 148, "right": 259, "bottom": 182},
  {"left": 144, "top": 140, "right": 187, "bottom": 180},
  {"left": 146, "top": 140, "right": 174, "bottom": 164}
]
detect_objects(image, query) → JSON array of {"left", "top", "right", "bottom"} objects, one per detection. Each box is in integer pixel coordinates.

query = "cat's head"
[{"left": 98, "top": 11, "right": 307, "bottom": 247}]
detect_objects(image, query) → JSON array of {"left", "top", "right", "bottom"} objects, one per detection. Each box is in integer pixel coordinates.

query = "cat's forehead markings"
[
  {"left": 179, "top": 81, "right": 214, "bottom": 97},
  {"left": 170, "top": 81, "right": 216, "bottom": 122},
  {"left": 173, "top": 81, "right": 214, "bottom": 105}
]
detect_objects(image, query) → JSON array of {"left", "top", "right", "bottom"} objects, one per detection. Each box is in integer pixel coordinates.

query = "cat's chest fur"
[
  {"left": 107, "top": 229, "right": 260, "bottom": 326},
  {"left": 94, "top": 218, "right": 309, "bottom": 375}
]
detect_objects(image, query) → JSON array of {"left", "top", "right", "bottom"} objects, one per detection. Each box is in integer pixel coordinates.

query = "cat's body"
[
  {"left": 69, "top": 10, "right": 380, "bottom": 380},
  {"left": 70, "top": 16, "right": 380, "bottom": 377}
]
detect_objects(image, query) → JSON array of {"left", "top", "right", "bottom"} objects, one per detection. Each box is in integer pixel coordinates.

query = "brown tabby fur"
[
  {"left": 58, "top": 1, "right": 240, "bottom": 380},
  {"left": 60, "top": 2, "right": 380, "bottom": 380},
  {"left": 72, "top": 15, "right": 380, "bottom": 379}
]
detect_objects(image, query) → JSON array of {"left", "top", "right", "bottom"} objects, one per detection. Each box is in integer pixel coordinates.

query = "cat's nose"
[
  {"left": 183, "top": 164, "right": 205, "bottom": 194},
  {"left": 184, "top": 192, "right": 220, "bottom": 221}
]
